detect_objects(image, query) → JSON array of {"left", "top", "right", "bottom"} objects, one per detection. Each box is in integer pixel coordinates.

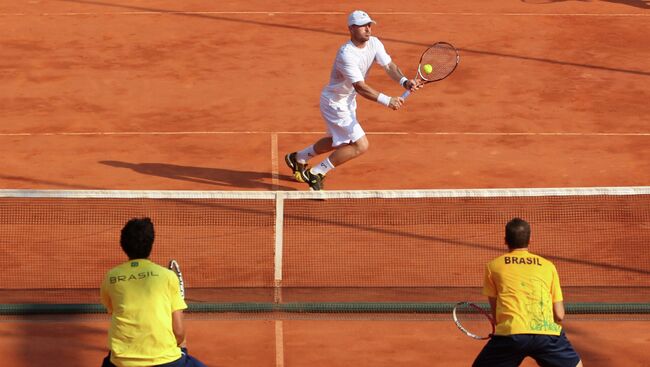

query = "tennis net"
[{"left": 0, "top": 187, "right": 648, "bottom": 318}]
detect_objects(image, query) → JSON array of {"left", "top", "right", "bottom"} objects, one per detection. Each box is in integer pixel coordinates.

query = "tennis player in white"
[{"left": 285, "top": 10, "right": 422, "bottom": 190}]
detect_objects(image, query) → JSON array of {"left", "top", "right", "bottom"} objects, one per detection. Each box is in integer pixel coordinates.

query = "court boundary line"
[
  {"left": 271, "top": 133, "right": 279, "bottom": 190},
  {"left": 2, "top": 11, "right": 650, "bottom": 17},
  {"left": 275, "top": 320, "right": 285, "bottom": 367},
  {"left": 1, "top": 131, "right": 649, "bottom": 137}
]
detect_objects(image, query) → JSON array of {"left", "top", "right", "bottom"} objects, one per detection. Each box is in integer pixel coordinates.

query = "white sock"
[
  {"left": 311, "top": 157, "right": 335, "bottom": 176},
  {"left": 296, "top": 145, "right": 317, "bottom": 163}
]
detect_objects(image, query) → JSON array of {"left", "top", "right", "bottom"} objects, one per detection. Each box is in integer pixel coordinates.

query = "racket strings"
[{"left": 419, "top": 43, "right": 458, "bottom": 81}]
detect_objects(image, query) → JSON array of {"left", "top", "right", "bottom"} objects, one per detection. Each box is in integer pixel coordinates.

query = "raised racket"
[
  {"left": 452, "top": 301, "right": 495, "bottom": 340},
  {"left": 168, "top": 259, "right": 185, "bottom": 300},
  {"left": 402, "top": 41, "right": 460, "bottom": 99}
]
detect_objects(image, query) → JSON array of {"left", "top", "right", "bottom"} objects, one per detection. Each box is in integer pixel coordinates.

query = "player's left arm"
[
  {"left": 172, "top": 310, "right": 186, "bottom": 347},
  {"left": 488, "top": 297, "right": 497, "bottom": 322},
  {"left": 382, "top": 62, "right": 422, "bottom": 92},
  {"left": 169, "top": 272, "right": 188, "bottom": 347}
]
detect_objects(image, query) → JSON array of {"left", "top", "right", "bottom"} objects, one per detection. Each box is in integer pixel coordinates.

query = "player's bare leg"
[
  {"left": 300, "top": 136, "right": 369, "bottom": 191},
  {"left": 313, "top": 137, "right": 336, "bottom": 156},
  {"left": 328, "top": 135, "right": 369, "bottom": 166},
  {"left": 286, "top": 137, "right": 337, "bottom": 183}
]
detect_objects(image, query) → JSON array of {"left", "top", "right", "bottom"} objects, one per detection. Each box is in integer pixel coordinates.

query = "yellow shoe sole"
[{"left": 294, "top": 171, "right": 306, "bottom": 183}]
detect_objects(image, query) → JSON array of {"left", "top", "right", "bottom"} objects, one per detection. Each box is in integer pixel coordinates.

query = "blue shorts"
[
  {"left": 473, "top": 331, "right": 580, "bottom": 367},
  {"left": 101, "top": 348, "right": 207, "bottom": 367}
]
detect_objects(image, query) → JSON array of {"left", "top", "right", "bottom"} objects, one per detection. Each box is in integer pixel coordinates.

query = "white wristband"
[
  {"left": 399, "top": 77, "right": 409, "bottom": 87},
  {"left": 377, "top": 93, "right": 391, "bottom": 107}
]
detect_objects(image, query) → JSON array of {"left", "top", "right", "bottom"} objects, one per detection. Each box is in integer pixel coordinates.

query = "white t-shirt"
[{"left": 321, "top": 36, "right": 392, "bottom": 105}]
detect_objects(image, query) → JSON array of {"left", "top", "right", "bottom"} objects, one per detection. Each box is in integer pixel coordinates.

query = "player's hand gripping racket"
[
  {"left": 168, "top": 259, "right": 185, "bottom": 300},
  {"left": 402, "top": 42, "right": 460, "bottom": 99},
  {"left": 452, "top": 302, "right": 495, "bottom": 340}
]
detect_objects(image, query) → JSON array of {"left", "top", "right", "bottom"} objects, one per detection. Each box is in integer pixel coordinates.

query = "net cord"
[{"left": 0, "top": 187, "right": 648, "bottom": 200}]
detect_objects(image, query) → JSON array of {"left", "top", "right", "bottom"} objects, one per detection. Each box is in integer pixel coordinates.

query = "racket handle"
[
  {"left": 169, "top": 260, "right": 185, "bottom": 300},
  {"left": 401, "top": 90, "right": 411, "bottom": 100}
]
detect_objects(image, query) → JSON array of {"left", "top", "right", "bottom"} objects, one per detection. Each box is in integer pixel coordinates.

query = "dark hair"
[
  {"left": 505, "top": 218, "right": 530, "bottom": 249},
  {"left": 120, "top": 217, "right": 155, "bottom": 259}
]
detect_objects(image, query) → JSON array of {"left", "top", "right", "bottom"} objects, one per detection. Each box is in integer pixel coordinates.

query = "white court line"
[
  {"left": 1, "top": 11, "right": 649, "bottom": 17},
  {"left": 1, "top": 131, "right": 649, "bottom": 137},
  {"left": 270, "top": 133, "right": 279, "bottom": 191},
  {"left": 275, "top": 320, "right": 285, "bottom": 367}
]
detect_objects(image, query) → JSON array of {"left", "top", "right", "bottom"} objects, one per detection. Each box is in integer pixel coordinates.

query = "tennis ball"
[{"left": 423, "top": 64, "right": 433, "bottom": 74}]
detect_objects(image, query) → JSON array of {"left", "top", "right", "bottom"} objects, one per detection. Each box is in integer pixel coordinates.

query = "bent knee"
[{"left": 354, "top": 139, "right": 369, "bottom": 154}]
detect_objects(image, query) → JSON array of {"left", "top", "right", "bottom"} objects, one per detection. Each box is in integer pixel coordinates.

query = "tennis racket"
[
  {"left": 168, "top": 259, "right": 185, "bottom": 300},
  {"left": 401, "top": 42, "right": 460, "bottom": 99},
  {"left": 452, "top": 301, "right": 495, "bottom": 340}
]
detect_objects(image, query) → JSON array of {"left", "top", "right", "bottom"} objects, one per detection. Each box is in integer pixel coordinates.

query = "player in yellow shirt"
[
  {"left": 473, "top": 218, "right": 583, "bottom": 367},
  {"left": 100, "top": 218, "right": 207, "bottom": 367}
]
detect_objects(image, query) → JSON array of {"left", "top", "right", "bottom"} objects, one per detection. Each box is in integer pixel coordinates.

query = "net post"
[{"left": 274, "top": 192, "right": 285, "bottom": 304}]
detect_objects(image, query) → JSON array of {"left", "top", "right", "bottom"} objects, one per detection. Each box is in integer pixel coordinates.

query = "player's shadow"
[
  {"left": 598, "top": 0, "right": 649, "bottom": 8},
  {"left": 605, "top": 0, "right": 650, "bottom": 9},
  {"left": 523, "top": 0, "right": 650, "bottom": 8},
  {"left": 100, "top": 160, "right": 295, "bottom": 190}
]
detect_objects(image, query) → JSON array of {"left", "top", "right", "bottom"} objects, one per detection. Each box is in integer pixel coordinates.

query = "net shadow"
[{"left": 59, "top": 0, "right": 650, "bottom": 77}]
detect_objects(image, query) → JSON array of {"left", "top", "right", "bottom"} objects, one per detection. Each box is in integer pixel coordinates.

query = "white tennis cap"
[{"left": 347, "top": 10, "right": 376, "bottom": 26}]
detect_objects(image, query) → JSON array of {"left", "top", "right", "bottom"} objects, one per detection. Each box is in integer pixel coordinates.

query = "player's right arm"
[
  {"left": 482, "top": 264, "right": 498, "bottom": 322},
  {"left": 553, "top": 301, "right": 565, "bottom": 323},
  {"left": 352, "top": 80, "right": 403, "bottom": 110},
  {"left": 100, "top": 275, "right": 113, "bottom": 314},
  {"left": 550, "top": 263, "right": 565, "bottom": 323},
  {"left": 382, "top": 62, "right": 422, "bottom": 92}
]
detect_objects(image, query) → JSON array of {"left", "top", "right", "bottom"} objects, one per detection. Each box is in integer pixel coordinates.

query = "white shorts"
[{"left": 319, "top": 96, "right": 366, "bottom": 147}]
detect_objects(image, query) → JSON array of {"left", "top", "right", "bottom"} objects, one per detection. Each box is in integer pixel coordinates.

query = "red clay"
[{"left": 1, "top": 1, "right": 649, "bottom": 366}]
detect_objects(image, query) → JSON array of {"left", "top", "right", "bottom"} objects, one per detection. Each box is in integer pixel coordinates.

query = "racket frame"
[
  {"left": 452, "top": 301, "right": 495, "bottom": 340},
  {"left": 168, "top": 259, "right": 185, "bottom": 300},
  {"left": 401, "top": 41, "right": 460, "bottom": 99}
]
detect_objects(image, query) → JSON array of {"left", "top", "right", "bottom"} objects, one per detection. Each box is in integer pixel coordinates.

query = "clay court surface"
[{"left": 1, "top": 0, "right": 650, "bottom": 366}]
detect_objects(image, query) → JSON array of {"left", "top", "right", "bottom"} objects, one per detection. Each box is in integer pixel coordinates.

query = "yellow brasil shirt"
[
  {"left": 100, "top": 259, "right": 187, "bottom": 367},
  {"left": 482, "top": 249, "right": 563, "bottom": 336}
]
